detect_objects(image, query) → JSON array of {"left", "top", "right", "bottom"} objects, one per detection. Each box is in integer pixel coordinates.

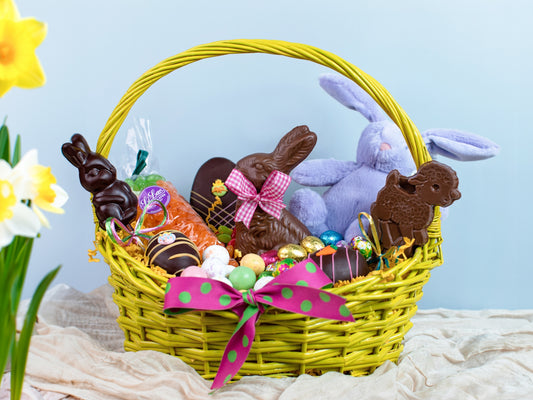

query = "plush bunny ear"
[
  {"left": 319, "top": 73, "right": 387, "bottom": 123},
  {"left": 422, "top": 129, "right": 500, "bottom": 161}
]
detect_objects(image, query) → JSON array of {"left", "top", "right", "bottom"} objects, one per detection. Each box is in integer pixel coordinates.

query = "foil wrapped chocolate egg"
[
  {"left": 277, "top": 244, "right": 307, "bottom": 262},
  {"left": 319, "top": 230, "right": 343, "bottom": 246},
  {"left": 349, "top": 236, "right": 373, "bottom": 259},
  {"left": 300, "top": 236, "right": 325, "bottom": 254},
  {"left": 269, "top": 258, "right": 296, "bottom": 277}
]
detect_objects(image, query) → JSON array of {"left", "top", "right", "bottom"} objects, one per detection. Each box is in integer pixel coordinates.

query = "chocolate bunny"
[
  {"left": 62, "top": 134, "right": 138, "bottom": 230},
  {"left": 233, "top": 125, "right": 317, "bottom": 255}
]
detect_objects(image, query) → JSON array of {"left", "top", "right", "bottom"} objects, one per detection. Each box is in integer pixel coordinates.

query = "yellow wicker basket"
[{"left": 94, "top": 39, "right": 441, "bottom": 380}]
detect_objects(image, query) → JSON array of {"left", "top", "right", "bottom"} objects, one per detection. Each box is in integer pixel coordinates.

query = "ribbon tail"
[{"left": 211, "top": 305, "right": 261, "bottom": 389}]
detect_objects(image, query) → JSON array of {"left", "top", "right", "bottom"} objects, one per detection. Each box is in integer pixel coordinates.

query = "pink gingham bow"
[{"left": 225, "top": 169, "right": 291, "bottom": 228}]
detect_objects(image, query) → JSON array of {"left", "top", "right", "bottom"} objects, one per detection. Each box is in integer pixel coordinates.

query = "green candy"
[{"left": 228, "top": 266, "right": 257, "bottom": 290}]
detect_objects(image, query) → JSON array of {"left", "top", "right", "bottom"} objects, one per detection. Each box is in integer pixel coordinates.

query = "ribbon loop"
[
  {"left": 105, "top": 199, "right": 168, "bottom": 247},
  {"left": 164, "top": 259, "right": 354, "bottom": 389},
  {"left": 225, "top": 168, "right": 291, "bottom": 228}
]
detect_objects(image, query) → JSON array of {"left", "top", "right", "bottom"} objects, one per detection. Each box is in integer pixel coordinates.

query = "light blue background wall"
[{"left": 3, "top": 1, "right": 531, "bottom": 309}]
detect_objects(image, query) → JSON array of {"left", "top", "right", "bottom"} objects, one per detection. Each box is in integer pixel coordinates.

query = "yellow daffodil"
[
  {"left": 0, "top": 158, "right": 40, "bottom": 247},
  {"left": 0, "top": 0, "right": 46, "bottom": 97},
  {"left": 11, "top": 149, "right": 68, "bottom": 228}
]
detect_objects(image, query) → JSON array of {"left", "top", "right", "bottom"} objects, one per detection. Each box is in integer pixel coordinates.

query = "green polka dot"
[
  {"left": 300, "top": 300, "right": 312, "bottom": 312},
  {"left": 179, "top": 291, "right": 191, "bottom": 304},
  {"left": 320, "top": 292, "right": 331, "bottom": 303},
  {"left": 219, "top": 294, "right": 231, "bottom": 306},
  {"left": 262, "top": 295, "right": 273, "bottom": 303},
  {"left": 305, "top": 262, "right": 317, "bottom": 273},
  {"left": 242, "top": 335, "right": 250, "bottom": 348},
  {"left": 296, "top": 280, "right": 308, "bottom": 287},
  {"left": 339, "top": 304, "right": 351, "bottom": 317},
  {"left": 281, "top": 288, "right": 293, "bottom": 299},
  {"left": 224, "top": 375, "right": 232, "bottom": 384},
  {"left": 227, "top": 350, "right": 237, "bottom": 363},
  {"left": 200, "top": 282, "right": 212, "bottom": 294},
  {"left": 165, "top": 283, "right": 171, "bottom": 294}
]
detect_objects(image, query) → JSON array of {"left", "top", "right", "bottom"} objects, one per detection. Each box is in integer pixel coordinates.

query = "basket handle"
[{"left": 96, "top": 39, "right": 431, "bottom": 168}]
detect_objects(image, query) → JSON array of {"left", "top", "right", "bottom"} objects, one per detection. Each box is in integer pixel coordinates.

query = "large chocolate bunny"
[
  {"left": 62, "top": 134, "right": 138, "bottom": 230},
  {"left": 233, "top": 125, "right": 317, "bottom": 254}
]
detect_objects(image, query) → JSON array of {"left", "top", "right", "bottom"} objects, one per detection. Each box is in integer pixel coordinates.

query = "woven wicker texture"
[{"left": 95, "top": 39, "right": 442, "bottom": 379}]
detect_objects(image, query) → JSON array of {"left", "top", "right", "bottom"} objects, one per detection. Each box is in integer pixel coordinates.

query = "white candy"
[
  {"left": 253, "top": 276, "right": 275, "bottom": 290},
  {"left": 203, "top": 245, "right": 230, "bottom": 264},
  {"left": 213, "top": 275, "right": 233, "bottom": 287},
  {"left": 201, "top": 258, "right": 234, "bottom": 278}
]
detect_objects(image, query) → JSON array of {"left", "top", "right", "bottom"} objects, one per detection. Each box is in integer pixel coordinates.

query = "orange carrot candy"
[{"left": 139, "top": 180, "right": 222, "bottom": 254}]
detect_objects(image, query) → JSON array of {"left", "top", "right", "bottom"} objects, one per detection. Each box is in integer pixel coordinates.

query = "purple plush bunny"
[{"left": 288, "top": 73, "right": 500, "bottom": 242}]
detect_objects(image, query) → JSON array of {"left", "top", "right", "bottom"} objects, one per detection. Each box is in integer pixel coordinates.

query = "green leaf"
[
  {"left": 10, "top": 266, "right": 60, "bottom": 400},
  {"left": 11, "top": 134, "right": 21, "bottom": 165},
  {"left": 0, "top": 123, "right": 9, "bottom": 163}
]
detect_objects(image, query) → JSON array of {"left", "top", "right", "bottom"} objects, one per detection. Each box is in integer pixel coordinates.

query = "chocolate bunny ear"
[
  {"left": 70, "top": 133, "right": 92, "bottom": 153},
  {"left": 62, "top": 142, "right": 87, "bottom": 168},
  {"left": 272, "top": 125, "right": 317, "bottom": 173}
]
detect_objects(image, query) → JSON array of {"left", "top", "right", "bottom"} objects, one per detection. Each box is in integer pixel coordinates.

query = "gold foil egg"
[
  {"left": 300, "top": 236, "right": 325, "bottom": 254},
  {"left": 277, "top": 244, "right": 307, "bottom": 262}
]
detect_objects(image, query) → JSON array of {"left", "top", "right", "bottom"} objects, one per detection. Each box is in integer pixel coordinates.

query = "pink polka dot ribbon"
[
  {"left": 164, "top": 259, "right": 355, "bottom": 389},
  {"left": 224, "top": 168, "right": 291, "bottom": 229}
]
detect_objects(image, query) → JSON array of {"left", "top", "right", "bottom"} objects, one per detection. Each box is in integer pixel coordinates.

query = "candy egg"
[
  {"left": 201, "top": 258, "right": 234, "bottom": 278},
  {"left": 260, "top": 249, "right": 279, "bottom": 266},
  {"left": 271, "top": 258, "right": 296, "bottom": 277},
  {"left": 145, "top": 230, "right": 201, "bottom": 275},
  {"left": 300, "top": 236, "right": 325, "bottom": 254},
  {"left": 240, "top": 253, "right": 266, "bottom": 275},
  {"left": 320, "top": 230, "right": 344, "bottom": 246},
  {"left": 277, "top": 244, "right": 307, "bottom": 262},
  {"left": 180, "top": 266, "right": 209, "bottom": 278},
  {"left": 213, "top": 275, "right": 233, "bottom": 287},
  {"left": 349, "top": 236, "right": 373, "bottom": 259},
  {"left": 254, "top": 276, "right": 275, "bottom": 290},
  {"left": 228, "top": 266, "right": 257, "bottom": 290},
  {"left": 203, "top": 244, "right": 230, "bottom": 264}
]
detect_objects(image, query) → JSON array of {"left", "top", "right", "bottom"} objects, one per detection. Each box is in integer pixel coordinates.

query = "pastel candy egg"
[
  {"left": 320, "top": 230, "right": 344, "bottom": 246},
  {"left": 180, "top": 266, "right": 209, "bottom": 278},
  {"left": 213, "top": 275, "right": 233, "bottom": 287},
  {"left": 228, "top": 266, "right": 257, "bottom": 290},
  {"left": 203, "top": 245, "right": 230, "bottom": 264},
  {"left": 254, "top": 276, "right": 275, "bottom": 290},
  {"left": 277, "top": 244, "right": 307, "bottom": 262},
  {"left": 202, "top": 258, "right": 234, "bottom": 278},
  {"left": 240, "top": 253, "right": 266, "bottom": 275}
]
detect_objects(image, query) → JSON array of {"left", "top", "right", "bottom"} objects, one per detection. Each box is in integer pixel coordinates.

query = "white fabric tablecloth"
[{"left": 1, "top": 284, "right": 532, "bottom": 400}]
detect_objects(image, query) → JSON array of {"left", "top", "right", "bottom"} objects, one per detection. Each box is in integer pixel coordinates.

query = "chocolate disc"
[
  {"left": 145, "top": 230, "right": 201, "bottom": 275},
  {"left": 308, "top": 246, "right": 369, "bottom": 283},
  {"left": 190, "top": 157, "right": 237, "bottom": 231}
]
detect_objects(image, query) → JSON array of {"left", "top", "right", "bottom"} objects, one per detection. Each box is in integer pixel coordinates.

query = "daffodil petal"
[
  {"left": 0, "top": 222, "right": 15, "bottom": 247},
  {"left": 0, "top": 79, "right": 15, "bottom": 97},
  {"left": 0, "top": 0, "right": 20, "bottom": 20},
  {"left": 32, "top": 203, "right": 50, "bottom": 228},
  {"left": 18, "top": 18, "right": 46, "bottom": 47},
  {"left": 0, "top": 159, "right": 12, "bottom": 178},
  {"left": 4, "top": 202, "right": 40, "bottom": 237},
  {"left": 14, "top": 52, "right": 45, "bottom": 89},
  {"left": 50, "top": 183, "right": 68, "bottom": 208}
]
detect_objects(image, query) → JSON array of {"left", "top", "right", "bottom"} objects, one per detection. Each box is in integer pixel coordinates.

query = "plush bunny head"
[
  {"left": 236, "top": 125, "right": 317, "bottom": 188},
  {"left": 62, "top": 134, "right": 117, "bottom": 194}
]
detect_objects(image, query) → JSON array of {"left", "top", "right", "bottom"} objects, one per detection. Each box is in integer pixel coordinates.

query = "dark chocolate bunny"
[
  {"left": 61, "top": 134, "right": 138, "bottom": 230},
  {"left": 234, "top": 125, "right": 317, "bottom": 254}
]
